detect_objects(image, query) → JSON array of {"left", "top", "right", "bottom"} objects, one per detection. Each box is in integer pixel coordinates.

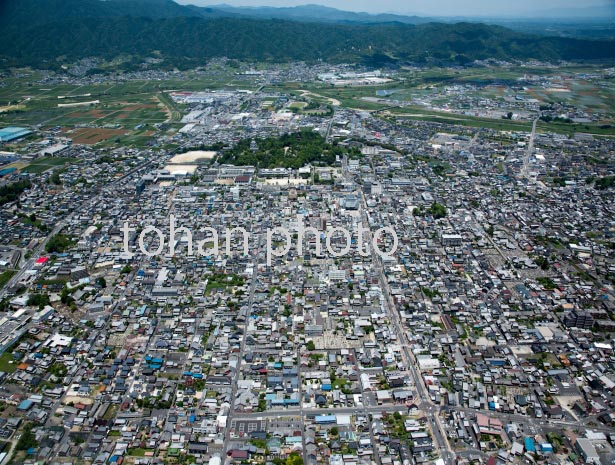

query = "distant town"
[{"left": 0, "top": 57, "right": 614, "bottom": 465}]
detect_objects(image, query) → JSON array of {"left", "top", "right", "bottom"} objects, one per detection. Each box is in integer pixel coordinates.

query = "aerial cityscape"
[{"left": 0, "top": 1, "right": 614, "bottom": 465}]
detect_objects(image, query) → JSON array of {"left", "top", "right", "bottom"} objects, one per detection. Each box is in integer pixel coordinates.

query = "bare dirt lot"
[{"left": 168, "top": 150, "right": 217, "bottom": 164}]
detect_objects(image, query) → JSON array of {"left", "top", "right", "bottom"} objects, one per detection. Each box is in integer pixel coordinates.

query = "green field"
[
  {"left": 0, "top": 351, "right": 17, "bottom": 373},
  {"left": 388, "top": 112, "right": 532, "bottom": 132},
  {"left": 289, "top": 101, "right": 308, "bottom": 109},
  {"left": 127, "top": 448, "right": 147, "bottom": 457},
  {"left": 0, "top": 270, "right": 16, "bottom": 288},
  {"left": 21, "top": 157, "right": 79, "bottom": 174},
  {"left": 157, "top": 92, "right": 182, "bottom": 122},
  {"left": 536, "top": 120, "right": 615, "bottom": 137},
  {"left": 388, "top": 109, "right": 615, "bottom": 136}
]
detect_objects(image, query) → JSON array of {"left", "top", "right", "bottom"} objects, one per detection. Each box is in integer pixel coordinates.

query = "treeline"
[
  {"left": 594, "top": 175, "right": 615, "bottom": 190},
  {"left": 413, "top": 202, "right": 448, "bottom": 219},
  {"left": 218, "top": 131, "right": 355, "bottom": 169},
  {"left": 1, "top": 0, "right": 615, "bottom": 67},
  {"left": 0, "top": 179, "right": 31, "bottom": 205},
  {"left": 540, "top": 115, "right": 573, "bottom": 123},
  {"left": 45, "top": 234, "right": 75, "bottom": 253}
]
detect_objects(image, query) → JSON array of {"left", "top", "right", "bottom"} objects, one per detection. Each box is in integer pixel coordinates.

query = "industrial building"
[{"left": 0, "top": 126, "right": 32, "bottom": 143}]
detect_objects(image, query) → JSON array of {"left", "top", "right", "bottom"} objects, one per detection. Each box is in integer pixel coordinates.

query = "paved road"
[
  {"left": 356, "top": 192, "right": 455, "bottom": 465},
  {"left": 232, "top": 404, "right": 409, "bottom": 420},
  {"left": 520, "top": 118, "right": 538, "bottom": 179},
  {"left": 224, "top": 231, "right": 262, "bottom": 453}
]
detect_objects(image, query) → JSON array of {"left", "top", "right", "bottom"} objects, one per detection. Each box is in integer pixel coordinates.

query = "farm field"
[
  {"left": 0, "top": 63, "right": 613, "bottom": 153},
  {"left": 0, "top": 68, "right": 261, "bottom": 150},
  {"left": 21, "top": 156, "right": 79, "bottom": 174},
  {"left": 266, "top": 64, "right": 615, "bottom": 136}
]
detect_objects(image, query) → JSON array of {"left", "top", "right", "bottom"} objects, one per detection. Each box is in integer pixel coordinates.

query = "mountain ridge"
[
  {"left": 204, "top": 3, "right": 434, "bottom": 24},
  {"left": 0, "top": 0, "right": 613, "bottom": 69}
]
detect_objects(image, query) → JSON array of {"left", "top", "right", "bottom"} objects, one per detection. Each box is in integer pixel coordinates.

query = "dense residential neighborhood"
[{"left": 0, "top": 57, "right": 614, "bottom": 465}]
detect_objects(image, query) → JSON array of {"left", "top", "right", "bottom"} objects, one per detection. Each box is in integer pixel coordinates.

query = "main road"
[
  {"left": 356, "top": 192, "right": 455, "bottom": 465},
  {"left": 224, "top": 231, "right": 263, "bottom": 454},
  {"left": 520, "top": 117, "right": 539, "bottom": 179}
]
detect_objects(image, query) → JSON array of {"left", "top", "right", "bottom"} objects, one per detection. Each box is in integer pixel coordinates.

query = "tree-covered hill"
[
  {"left": 205, "top": 4, "right": 434, "bottom": 25},
  {"left": 0, "top": 0, "right": 613, "bottom": 68}
]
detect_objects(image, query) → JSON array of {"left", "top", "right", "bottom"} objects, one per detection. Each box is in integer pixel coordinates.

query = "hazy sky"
[{"left": 180, "top": 0, "right": 614, "bottom": 17}]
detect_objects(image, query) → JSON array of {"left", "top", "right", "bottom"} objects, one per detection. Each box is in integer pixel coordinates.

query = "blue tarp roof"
[{"left": 18, "top": 400, "right": 33, "bottom": 410}]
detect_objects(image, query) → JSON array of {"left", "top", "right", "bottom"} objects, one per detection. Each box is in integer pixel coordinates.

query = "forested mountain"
[
  {"left": 206, "top": 4, "right": 433, "bottom": 24},
  {"left": 1, "top": 0, "right": 184, "bottom": 25},
  {"left": 0, "top": 0, "right": 613, "bottom": 69}
]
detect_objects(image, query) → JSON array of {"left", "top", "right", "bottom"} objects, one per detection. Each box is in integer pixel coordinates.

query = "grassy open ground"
[
  {"left": 0, "top": 351, "right": 17, "bottom": 373},
  {"left": 20, "top": 156, "right": 80, "bottom": 174},
  {"left": 0, "top": 270, "right": 16, "bottom": 288}
]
